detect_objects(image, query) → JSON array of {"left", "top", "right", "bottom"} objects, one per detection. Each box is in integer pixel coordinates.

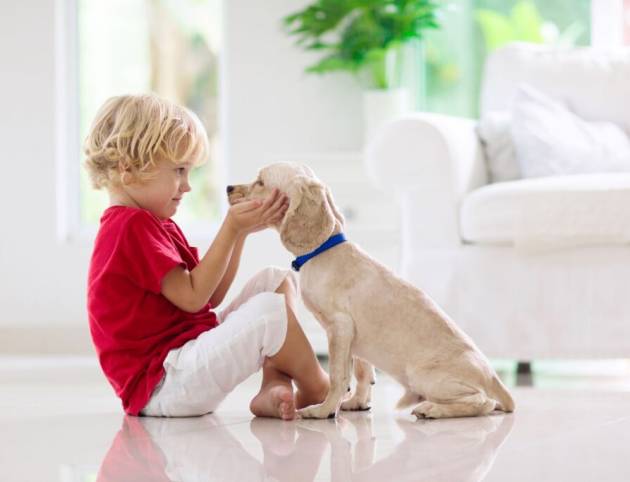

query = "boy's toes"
[{"left": 278, "top": 391, "right": 296, "bottom": 420}]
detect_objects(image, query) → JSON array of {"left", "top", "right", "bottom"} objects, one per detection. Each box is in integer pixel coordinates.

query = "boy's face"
[{"left": 121, "top": 157, "right": 192, "bottom": 219}]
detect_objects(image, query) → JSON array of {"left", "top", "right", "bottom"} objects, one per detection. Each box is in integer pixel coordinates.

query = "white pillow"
[
  {"left": 510, "top": 84, "right": 630, "bottom": 178},
  {"left": 476, "top": 111, "right": 520, "bottom": 183}
]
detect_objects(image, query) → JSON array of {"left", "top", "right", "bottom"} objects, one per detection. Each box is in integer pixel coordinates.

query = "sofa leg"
[{"left": 516, "top": 361, "right": 533, "bottom": 386}]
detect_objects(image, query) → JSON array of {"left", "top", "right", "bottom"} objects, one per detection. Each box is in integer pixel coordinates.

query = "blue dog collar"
[{"left": 291, "top": 233, "right": 347, "bottom": 272}]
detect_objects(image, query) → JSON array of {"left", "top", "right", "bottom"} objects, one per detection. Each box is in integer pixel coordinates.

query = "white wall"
[{"left": 0, "top": 0, "right": 363, "bottom": 353}]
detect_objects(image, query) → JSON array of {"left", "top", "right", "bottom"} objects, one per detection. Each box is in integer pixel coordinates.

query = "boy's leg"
[
  {"left": 250, "top": 276, "right": 329, "bottom": 418},
  {"left": 143, "top": 269, "right": 315, "bottom": 419}
]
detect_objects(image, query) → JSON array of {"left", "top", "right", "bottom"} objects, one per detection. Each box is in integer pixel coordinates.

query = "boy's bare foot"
[
  {"left": 295, "top": 368, "right": 330, "bottom": 409},
  {"left": 250, "top": 384, "right": 297, "bottom": 420}
]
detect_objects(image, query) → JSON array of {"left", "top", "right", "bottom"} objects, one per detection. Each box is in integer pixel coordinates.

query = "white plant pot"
[{"left": 363, "top": 88, "right": 411, "bottom": 144}]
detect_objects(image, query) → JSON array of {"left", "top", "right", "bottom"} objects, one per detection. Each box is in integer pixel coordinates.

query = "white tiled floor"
[{"left": 2, "top": 357, "right": 630, "bottom": 481}]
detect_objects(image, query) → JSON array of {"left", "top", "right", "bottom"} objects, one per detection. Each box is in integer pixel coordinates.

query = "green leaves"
[
  {"left": 475, "top": 1, "right": 544, "bottom": 52},
  {"left": 283, "top": 0, "right": 440, "bottom": 88}
]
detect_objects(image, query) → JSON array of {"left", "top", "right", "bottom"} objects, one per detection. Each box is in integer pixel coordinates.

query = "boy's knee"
[
  {"left": 284, "top": 271, "right": 299, "bottom": 291},
  {"left": 252, "top": 267, "right": 297, "bottom": 294},
  {"left": 275, "top": 274, "right": 298, "bottom": 297}
]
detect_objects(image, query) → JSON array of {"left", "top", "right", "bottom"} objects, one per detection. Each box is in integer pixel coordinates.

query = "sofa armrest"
[{"left": 365, "top": 112, "right": 487, "bottom": 249}]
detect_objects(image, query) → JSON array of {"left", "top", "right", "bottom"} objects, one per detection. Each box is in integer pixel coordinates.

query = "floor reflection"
[
  {"left": 293, "top": 412, "right": 515, "bottom": 482},
  {"left": 97, "top": 411, "right": 514, "bottom": 482},
  {"left": 97, "top": 415, "right": 264, "bottom": 482}
]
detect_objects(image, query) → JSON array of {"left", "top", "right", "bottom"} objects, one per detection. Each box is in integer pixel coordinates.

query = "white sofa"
[{"left": 365, "top": 43, "right": 630, "bottom": 360}]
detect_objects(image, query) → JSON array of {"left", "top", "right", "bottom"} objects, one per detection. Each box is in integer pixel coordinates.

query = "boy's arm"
[
  {"left": 208, "top": 233, "right": 246, "bottom": 307},
  {"left": 160, "top": 220, "right": 241, "bottom": 313},
  {"left": 160, "top": 190, "right": 287, "bottom": 313}
]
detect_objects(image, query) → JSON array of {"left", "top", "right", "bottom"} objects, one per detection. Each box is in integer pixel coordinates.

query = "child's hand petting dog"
[{"left": 226, "top": 188, "right": 289, "bottom": 235}]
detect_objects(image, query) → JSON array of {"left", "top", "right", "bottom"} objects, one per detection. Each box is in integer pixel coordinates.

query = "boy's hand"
[
  {"left": 246, "top": 188, "right": 290, "bottom": 234},
  {"left": 226, "top": 189, "right": 289, "bottom": 235}
]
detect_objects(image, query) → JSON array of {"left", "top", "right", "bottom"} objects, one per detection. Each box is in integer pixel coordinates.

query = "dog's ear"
[
  {"left": 325, "top": 187, "right": 345, "bottom": 229},
  {"left": 298, "top": 163, "right": 344, "bottom": 228},
  {"left": 280, "top": 177, "right": 335, "bottom": 255}
]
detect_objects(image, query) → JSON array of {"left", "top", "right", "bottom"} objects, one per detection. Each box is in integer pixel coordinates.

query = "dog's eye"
[{"left": 256, "top": 180, "right": 264, "bottom": 187}]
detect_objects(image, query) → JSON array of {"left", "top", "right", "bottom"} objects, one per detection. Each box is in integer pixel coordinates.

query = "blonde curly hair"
[{"left": 83, "top": 94, "right": 209, "bottom": 190}]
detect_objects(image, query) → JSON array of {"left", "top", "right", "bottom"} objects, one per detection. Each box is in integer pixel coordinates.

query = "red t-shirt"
[{"left": 87, "top": 206, "right": 218, "bottom": 415}]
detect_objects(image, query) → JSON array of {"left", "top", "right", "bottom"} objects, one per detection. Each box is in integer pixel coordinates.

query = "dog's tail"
[{"left": 488, "top": 375, "right": 515, "bottom": 412}]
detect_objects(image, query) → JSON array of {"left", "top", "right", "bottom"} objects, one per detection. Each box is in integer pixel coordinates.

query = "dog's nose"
[{"left": 226, "top": 185, "right": 234, "bottom": 194}]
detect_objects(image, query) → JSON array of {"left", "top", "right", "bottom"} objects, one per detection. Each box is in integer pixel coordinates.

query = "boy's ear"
[
  {"left": 120, "top": 172, "right": 132, "bottom": 185},
  {"left": 118, "top": 162, "right": 133, "bottom": 185}
]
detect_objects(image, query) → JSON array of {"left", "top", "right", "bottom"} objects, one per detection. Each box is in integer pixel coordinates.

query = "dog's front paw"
[
  {"left": 298, "top": 403, "right": 337, "bottom": 419},
  {"left": 340, "top": 395, "right": 371, "bottom": 412}
]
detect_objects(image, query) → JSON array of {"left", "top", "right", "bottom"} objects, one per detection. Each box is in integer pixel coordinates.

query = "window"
[
  {"left": 77, "top": 0, "right": 223, "bottom": 233},
  {"left": 419, "top": 0, "right": 591, "bottom": 118}
]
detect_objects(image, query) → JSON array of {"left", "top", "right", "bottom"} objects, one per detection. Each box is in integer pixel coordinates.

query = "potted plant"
[{"left": 283, "top": 0, "right": 440, "bottom": 140}]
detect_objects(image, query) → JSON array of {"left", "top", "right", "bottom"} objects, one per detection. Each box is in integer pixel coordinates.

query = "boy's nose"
[{"left": 226, "top": 185, "right": 234, "bottom": 194}]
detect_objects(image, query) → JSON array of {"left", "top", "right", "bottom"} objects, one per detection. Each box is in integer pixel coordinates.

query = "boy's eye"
[{"left": 176, "top": 167, "right": 186, "bottom": 175}]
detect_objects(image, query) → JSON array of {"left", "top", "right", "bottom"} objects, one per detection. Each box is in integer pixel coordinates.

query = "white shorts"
[{"left": 141, "top": 266, "right": 296, "bottom": 417}]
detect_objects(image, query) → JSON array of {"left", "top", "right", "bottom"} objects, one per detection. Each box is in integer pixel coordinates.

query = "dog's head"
[{"left": 227, "top": 162, "right": 344, "bottom": 255}]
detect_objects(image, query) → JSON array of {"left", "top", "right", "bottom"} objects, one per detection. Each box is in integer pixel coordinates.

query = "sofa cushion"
[
  {"left": 511, "top": 85, "right": 630, "bottom": 178},
  {"left": 460, "top": 173, "right": 630, "bottom": 248},
  {"left": 478, "top": 84, "right": 630, "bottom": 183},
  {"left": 477, "top": 110, "right": 520, "bottom": 183},
  {"left": 481, "top": 43, "right": 630, "bottom": 134}
]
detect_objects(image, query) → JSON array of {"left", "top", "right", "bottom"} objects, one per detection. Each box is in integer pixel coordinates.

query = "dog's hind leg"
[
  {"left": 412, "top": 391, "right": 496, "bottom": 420},
  {"left": 341, "top": 357, "right": 374, "bottom": 411}
]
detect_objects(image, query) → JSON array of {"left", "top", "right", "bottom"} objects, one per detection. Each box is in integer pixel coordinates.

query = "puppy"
[{"left": 227, "top": 162, "right": 515, "bottom": 419}]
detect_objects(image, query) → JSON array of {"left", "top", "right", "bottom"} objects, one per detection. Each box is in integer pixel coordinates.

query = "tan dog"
[{"left": 227, "top": 162, "right": 515, "bottom": 419}]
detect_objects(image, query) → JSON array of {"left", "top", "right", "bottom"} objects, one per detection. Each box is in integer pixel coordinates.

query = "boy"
[{"left": 85, "top": 94, "right": 328, "bottom": 418}]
